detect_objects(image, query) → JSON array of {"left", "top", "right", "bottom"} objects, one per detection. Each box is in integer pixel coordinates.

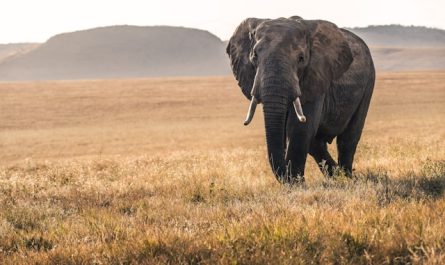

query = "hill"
[
  {"left": 348, "top": 25, "right": 445, "bottom": 71},
  {"left": 369, "top": 47, "right": 445, "bottom": 71},
  {"left": 0, "top": 25, "right": 444, "bottom": 81},
  {"left": 349, "top": 25, "right": 445, "bottom": 47},
  {"left": 0, "top": 26, "right": 230, "bottom": 81},
  {"left": 0, "top": 43, "right": 39, "bottom": 63}
]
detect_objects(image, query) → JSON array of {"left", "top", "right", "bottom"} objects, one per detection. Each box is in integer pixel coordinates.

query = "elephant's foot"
[
  {"left": 279, "top": 174, "right": 305, "bottom": 186},
  {"left": 285, "top": 162, "right": 306, "bottom": 185}
]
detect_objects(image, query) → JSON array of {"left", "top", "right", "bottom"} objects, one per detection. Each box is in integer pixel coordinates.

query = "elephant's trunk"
[{"left": 263, "top": 95, "right": 289, "bottom": 183}]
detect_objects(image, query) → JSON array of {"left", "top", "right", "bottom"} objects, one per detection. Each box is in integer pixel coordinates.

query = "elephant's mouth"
[{"left": 243, "top": 96, "right": 306, "bottom": 126}]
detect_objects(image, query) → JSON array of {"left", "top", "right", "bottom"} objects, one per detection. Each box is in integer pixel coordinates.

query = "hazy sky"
[{"left": 1, "top": 0, "right": 444, "bottom": 43}]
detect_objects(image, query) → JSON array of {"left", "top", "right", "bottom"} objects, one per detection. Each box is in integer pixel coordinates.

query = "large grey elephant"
[{"left": 226, "top": 16, "right": 375, "bottom": 184}]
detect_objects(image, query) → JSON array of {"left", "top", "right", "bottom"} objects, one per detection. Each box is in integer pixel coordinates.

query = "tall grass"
[
  {"left": 0, "top": 72, "right": 444, "bottom": 263},
  {"left": 1, "top": 144, "right": 444, "bottom": 264}
]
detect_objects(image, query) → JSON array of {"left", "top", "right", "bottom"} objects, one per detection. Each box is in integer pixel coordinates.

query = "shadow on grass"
[{"left": 357, "top": 159, "right": 445, "bottom": 205}]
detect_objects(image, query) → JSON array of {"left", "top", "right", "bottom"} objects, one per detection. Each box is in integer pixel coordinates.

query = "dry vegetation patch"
[{"left": 0, "top": 72, "right": 444, "bottom": 263}]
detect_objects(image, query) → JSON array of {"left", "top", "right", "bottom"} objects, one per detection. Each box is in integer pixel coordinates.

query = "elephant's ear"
[
  {"left": 226, "top": 18, "right": 267, "bottom": 100},
  {"left": 302, "top": 20, "right": 353, "bottom": 102}
]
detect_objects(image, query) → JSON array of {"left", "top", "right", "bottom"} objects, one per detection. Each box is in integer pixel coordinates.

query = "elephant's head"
[{"left": 226, "top": 17, "right": 353, "bottom": 182}]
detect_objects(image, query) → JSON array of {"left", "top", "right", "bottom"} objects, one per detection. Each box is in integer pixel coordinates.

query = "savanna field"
[{"left": 0, "top": 72, "right": 444, "bottom": 264}]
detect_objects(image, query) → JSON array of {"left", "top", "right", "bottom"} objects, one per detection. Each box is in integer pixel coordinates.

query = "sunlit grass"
[{"left": 0, "top": 72, "right": 444, "bottom": 263}]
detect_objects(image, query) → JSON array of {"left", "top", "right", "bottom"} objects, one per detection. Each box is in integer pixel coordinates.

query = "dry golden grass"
[{"left": 0, "top": 72, "right": 444, "bottom": 264}]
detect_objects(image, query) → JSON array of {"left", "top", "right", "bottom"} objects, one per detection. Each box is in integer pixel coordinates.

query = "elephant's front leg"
[
  {"left": 285, "top": 125, "right": 310, "bottom": 183},
  {"left": 285, "top": 97, "right": 324, "bottom": 182}
]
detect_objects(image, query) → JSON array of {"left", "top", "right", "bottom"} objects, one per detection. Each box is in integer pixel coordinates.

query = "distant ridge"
[
  {"left": 0, "top": 24, "right": 444, "bottom": 81},
  {"left": 349, "top": 25, "right": 445, "bottom": 47},
  {"left": 0, "top": 25, "right": 230, "bottom": 81},
  {"left": 348, "top": 25, "right": 445, "bottom": 71},
  {"left": 0, "top": 43, "right": 39, "bottom": 63}
]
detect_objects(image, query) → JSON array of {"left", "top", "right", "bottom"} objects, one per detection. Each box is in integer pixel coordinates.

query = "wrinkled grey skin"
[{"left": 226, "top": 16, "right": 375, "bottom": 184}]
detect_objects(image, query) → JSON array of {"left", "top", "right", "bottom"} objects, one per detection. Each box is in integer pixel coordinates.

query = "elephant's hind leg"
[
  {"left": 337, "top": 125, "right": 366, "bottom": 176},
  {"left": 309, "top": 138, "right": 338, "bottom": 177},
  {"left": 337, "top": 85, "right": 373, "bottom": 176}
]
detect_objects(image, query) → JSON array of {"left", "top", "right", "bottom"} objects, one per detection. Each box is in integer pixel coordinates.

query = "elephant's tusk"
[
  {"left": 293, "top": 97, "right": 306, "bottom": 123},
  {"left": 244, "top": 96, "right": 258, "bottom": 125}
]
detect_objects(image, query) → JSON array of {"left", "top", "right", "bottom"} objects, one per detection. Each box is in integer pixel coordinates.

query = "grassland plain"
[{"left": 0, "top": 72, "right": 444, "bottom": 264}]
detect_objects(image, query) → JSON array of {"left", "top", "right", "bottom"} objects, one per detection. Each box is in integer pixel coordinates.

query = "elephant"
[{"left": 226, "top": 16, "right": 375, "bottom": 184}]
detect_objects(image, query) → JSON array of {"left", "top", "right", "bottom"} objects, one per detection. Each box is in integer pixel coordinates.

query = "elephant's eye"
[{"left": 298, "top": 54, "right": 305, "bottom": 64}]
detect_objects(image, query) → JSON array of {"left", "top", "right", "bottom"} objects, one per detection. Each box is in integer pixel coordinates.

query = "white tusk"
[
  {"left": 244, "top": 96, "right": 258, "bottom": 125},
  {"left": 293, "top": 97, "right": 306, "bottom": 123}
]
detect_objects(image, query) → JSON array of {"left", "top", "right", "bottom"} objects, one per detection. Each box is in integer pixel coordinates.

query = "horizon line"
[{"left": 1, "top": 23, "right": 444, "bottom": 45}]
